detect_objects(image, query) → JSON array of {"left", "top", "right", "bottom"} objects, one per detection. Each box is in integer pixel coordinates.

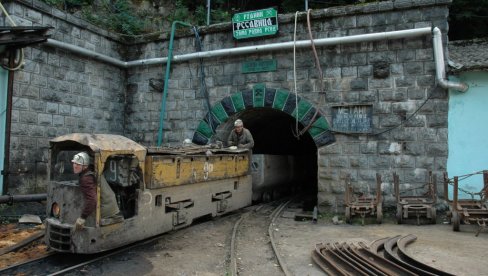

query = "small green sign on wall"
[{"left": 241, "top": 59, "right": 277, "bottom": 74}]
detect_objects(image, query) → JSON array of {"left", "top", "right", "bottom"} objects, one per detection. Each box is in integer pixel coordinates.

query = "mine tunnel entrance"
[{"left": 219, "top": 108, "right": 318, "bottom": 210}]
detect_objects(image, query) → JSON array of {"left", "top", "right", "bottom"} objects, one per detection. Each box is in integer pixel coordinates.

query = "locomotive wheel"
[
  {"left": 452, "top": 211, "right": 460, "bottom": 232},
  {"left": 430, "top": 207, "right": 437, "bottom": 224},
  {"left": 376, "top": 204, "right": 383, "bottom": 224},
  {"left": 345, "top": 207, "right": 351, "bottom": 224},
  {"left": 396, "top": 204, "right": 403, "bottom": 224}
]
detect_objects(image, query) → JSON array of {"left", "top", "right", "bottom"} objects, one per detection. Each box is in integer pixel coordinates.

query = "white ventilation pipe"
[
  {"left": 432, "top": 27, "right": 469, "bottom": 92},
  {"left": 44, "top": 26, "right": 468, "bottom": 92}
]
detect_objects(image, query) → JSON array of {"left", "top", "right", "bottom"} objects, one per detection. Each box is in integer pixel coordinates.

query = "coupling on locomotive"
[{"left": 45, "top": 133, "right": 253, "bottom": 253}]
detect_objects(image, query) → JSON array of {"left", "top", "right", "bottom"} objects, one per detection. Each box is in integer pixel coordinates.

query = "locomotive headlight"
[{"left": 51, "top": 202, "right": 60, "bottom": 218}]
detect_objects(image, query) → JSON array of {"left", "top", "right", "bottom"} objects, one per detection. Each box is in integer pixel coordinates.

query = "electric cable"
[
  {"left": 292, "top": 11, "right": 299, "bottom": 139},
  {"left": 0, "top": 1, "right": 25, "bottom": 71},
  {"left": 192, "top": 26, "right": 215, "bottom": 137}
]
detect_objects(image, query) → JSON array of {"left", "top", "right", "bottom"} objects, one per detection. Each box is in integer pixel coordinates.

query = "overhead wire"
[
  {"left": 192, "top": 26, "right": 216, "bottom": 138},
  {"left": 292, "top": 11, "right": 299, "bottom": 139},
  {"left": 292, "top": 9, "right": 327, "bottom": 139}
]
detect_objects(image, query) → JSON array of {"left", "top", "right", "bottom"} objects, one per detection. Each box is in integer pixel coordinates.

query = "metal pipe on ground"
[{"left": 0, "top": 194, "right": 47, "bottom": 204}]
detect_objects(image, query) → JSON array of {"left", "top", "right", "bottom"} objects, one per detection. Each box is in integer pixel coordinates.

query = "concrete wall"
[
  {"left": 447, "top": 72, "right": 488, "bottom": 198},
  {"left": 3, "top": 0, "right": 452, "bottom": 209}
]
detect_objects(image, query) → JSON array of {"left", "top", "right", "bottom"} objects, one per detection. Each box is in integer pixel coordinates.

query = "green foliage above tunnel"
[{"left": 37, "top": 0, "right": 488, "bottom": 40}]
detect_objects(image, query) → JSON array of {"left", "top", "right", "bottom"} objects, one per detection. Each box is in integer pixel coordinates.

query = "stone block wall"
[
  {"left": 3, "top": 0, "right": 126, "bottom": 193},
  {"left": 125, "top": 1, "right": 452, "bottom": 207},
  {"left": 4, "top": 0, "right": 452, "bottom": 207}
]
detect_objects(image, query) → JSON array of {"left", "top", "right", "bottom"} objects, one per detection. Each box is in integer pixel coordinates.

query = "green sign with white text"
[
  {"left": 241, "top": 59, "right": 277, "bottom": 73},
  {"left": 232, "top": 8, "right": 278, "bottom": 40}
]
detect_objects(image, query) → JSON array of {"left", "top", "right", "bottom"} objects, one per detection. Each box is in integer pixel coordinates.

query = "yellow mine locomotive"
[{"left": 45, "top": 133, "right": 252, "bottom": 253}]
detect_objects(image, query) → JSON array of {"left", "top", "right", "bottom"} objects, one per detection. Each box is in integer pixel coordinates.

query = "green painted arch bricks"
[{"left": 192, "top": 84, "right": 335, "bottom": 148}]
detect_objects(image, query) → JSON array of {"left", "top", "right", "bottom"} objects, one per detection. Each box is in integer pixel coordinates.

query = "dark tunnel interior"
[{"left": 223, "top": 108, "right": 319, "bottom": 210}]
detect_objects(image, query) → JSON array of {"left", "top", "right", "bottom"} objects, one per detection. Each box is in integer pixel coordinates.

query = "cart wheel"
[
  {"left": 452, "top": 211, "right": 460, "bottom": 232},
  {"left": 396, "top": 204, "right": 403, "bottom": 224},
  {"left": 430, "top": 207, "right": 437, "bottom": 224},
  {"left": 376, "top": 204, "right": 383, "bottom": 224},
  {"left": 345, "top": 207, "right": 351, "bottom": 224}
]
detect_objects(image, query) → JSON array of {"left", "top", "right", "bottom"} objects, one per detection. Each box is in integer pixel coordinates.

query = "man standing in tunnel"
[{"left": 227, "top": 119, "right": 254, "bottom": 150}]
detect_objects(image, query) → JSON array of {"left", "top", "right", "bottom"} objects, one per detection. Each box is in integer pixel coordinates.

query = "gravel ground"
[{"left": 61, "top": 204, "right": 488, "bottom": 276}]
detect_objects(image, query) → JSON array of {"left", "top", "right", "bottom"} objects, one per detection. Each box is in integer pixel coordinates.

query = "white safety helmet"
[
  {"left": 234, "top": 119, "right": 243, "bottom": 127},
  {"left": 72, "top": 152, "right": 92, "bottom": 166}
]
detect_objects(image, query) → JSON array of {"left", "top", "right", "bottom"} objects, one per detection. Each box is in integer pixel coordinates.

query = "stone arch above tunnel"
[{"left": 192, "top": 84, "right": 335, "bottom": 148}]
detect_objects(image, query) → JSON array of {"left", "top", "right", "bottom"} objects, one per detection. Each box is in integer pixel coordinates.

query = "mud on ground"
[{"left": 0, "top": 223, "right": 46, "bottom": 269}]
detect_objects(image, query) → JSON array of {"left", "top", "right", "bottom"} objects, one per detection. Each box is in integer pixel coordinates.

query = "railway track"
[
  {"left": 312, "top": 235, "right": 455, "bottom": 276},
  {"left": 0, "top": 229, "right": 176, "bottom": 275},
  {"left": 229, "top": 199, "right": 292, "bottom": 276}
]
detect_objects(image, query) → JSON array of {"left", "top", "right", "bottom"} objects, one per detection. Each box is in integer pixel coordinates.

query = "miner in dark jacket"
[
  {"left": 72, "top": 152, "right": 122, "bottom": 230},
  {"left": 227, "top": 119, "right": 254, "bottom": 149}
]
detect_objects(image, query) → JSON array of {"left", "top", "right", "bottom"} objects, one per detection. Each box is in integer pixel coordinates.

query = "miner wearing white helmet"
[
  {"left": 72, "top": 152, "right": 123, "bottom": 230},
  {"left": 227, "top": 119, "right": 254, "bottom": 150}
]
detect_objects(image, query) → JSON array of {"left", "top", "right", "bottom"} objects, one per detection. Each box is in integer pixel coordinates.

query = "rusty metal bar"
[
  {"left": 369, "top": 237, "right": 389, "bottom": 255},
  {"left": 325, "top": 243, "right": 369, "bottom": 276},
  {"left": 0, "top": 231, "right": 44, "bottom": 256},
  {"left": 483, "top": 171, "right": 488, "bottom": 200},
  {"left": 356, "top": 242, "right": 418, "bottom": 276},
  {"left": 443, "top": 172, "right": 450, "bottom": 202},
  {"left": 338, "top": 242, "right": 388, "bottom": 276},
  {"left": 333, "top": 242, "right": 380, "bottom": 276},
  {"left": 313, "top": 243, "right": 352, "bottom": 276},
  {"left": 394, "top": 173, "right": 400, "bottom": 202},
  {"left": 397, "top": 235, "right": 455, "bottom": 276},
  {"left": 376, "top": 173, "right": 382, "bottom": 204},
  {"left": 453, "top": 176, "right": 459, "bottom": 211},
  {"left": 383, "top": 236, "right": 437, "bottom": 276}
]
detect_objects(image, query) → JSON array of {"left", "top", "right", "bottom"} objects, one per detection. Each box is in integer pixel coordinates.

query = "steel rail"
[
  {"left": 230, "top": 200, "right": 290, "bottom": 276},
  {"left": 0, "top": 231, "right": 44, "bottom": 256},
  {"left": 325, "top": 243, "right": 370, "bottom": 276},
  {"left": 396, "top": 234, "right": 455, "bottom": 276},
  {"left": 229, "top": 213, "right": 247, "bottom": 276},
  {"left": 268, "top": 199, "right": 293, "bottom": 276},
  {"left": 0, "top": 252, "right": 57, "bottom": 274},
  {"left": 383, "top": 236, "right": 437, "bottom": 276},
  {"left": 369, "top": 236, "right": 389, "bottom": 255},
  {"left": 312, "top": 243, "right": 352, "bottom": 276},
  {"left": 46, "top": 225, "right": 199, "bottom": 276},
  {"left": 338, "top": 242, "right": 388, "bottom": 276},
  {"left": 354, "top": 242, "right": 418, "bottom": 276},
  {"left": 332, "top": 242, "right": 382, "bottom": 276}
]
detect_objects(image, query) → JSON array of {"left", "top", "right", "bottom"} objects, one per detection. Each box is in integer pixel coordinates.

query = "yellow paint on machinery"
[{"left": 145, "top": 153, "right": 250, "bottom": 188}]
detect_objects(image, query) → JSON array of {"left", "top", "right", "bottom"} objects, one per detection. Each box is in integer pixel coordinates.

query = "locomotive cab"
[
  {"left": 45, "top": 133, "right": 146, "bottom": 253},
  {"left": 45, "top": 133, "right": 252, "bottom": 254}
]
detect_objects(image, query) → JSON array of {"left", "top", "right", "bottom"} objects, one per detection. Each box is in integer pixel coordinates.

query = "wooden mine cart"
[
  {"left": 344, "top": 173, "right": 383, "bottom": 225},
  {"left": 444, "top": 170, "right": 488, "bottom": 236},
  {"left": 394, "top": 171, "right": 437, "bottom": 225}
]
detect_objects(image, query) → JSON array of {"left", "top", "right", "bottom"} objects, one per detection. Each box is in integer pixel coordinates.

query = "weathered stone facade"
[
  {"left": 3, "top": 0, "right": 451, "bottom": 209},
  {"left": 3, "top": 0, "right": 126, "bottom": 193}
]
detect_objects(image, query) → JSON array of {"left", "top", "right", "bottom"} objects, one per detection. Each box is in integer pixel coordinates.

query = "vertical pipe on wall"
[
  {"left": 2, "top": 51, "right": 14, "bottom": 195},
  {"left": 207, "top": 0, "right": 211, "bottom": 26},
  {"left": 157, "top": 21, "right": 193, "bottom": 147}
]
